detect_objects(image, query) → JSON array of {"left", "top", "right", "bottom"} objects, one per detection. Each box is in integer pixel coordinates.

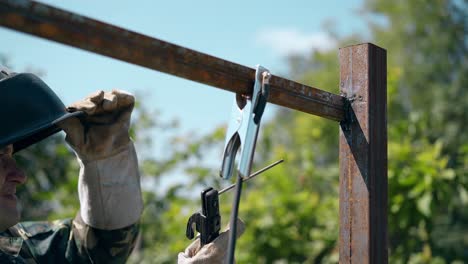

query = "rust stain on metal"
[
  {"left": 90, "top": 37, "right": 102, "bottom": 47},
  {"left": 6, "top": 14, "right": 24, "bottom": 26},
  {"left": 0, "top": 0, "right": 344, "bottom": 121},
  {"left": 38, "top": 23, "right": 57, "bottom": 37}
]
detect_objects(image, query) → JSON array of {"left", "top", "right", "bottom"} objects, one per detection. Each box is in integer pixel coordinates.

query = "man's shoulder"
[
  {"left": 0, "top": 220, "right": 73, "bottom": 263},
  {"left": 3, "top": 219, "right": 74, "bottom": 263},
  {"left": 16, "top": 219, "right": 72, "bottom": 238}
]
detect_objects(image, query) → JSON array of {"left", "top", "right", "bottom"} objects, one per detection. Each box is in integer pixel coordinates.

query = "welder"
[{"left": 0, "top": 67, "right": 241, "bottom": 263}]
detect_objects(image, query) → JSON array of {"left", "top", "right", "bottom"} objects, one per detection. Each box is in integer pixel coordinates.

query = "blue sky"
[{"left": 1, "top": 1, "right": 368, "bottom": 187}]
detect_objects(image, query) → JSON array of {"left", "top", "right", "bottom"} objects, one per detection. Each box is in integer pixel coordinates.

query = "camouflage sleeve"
[
  {"left": 68, "top": 213, "right": 139, "bottom": 263},
  {"left": 14, "top": 213, "right": 139, "bottom": 263}
]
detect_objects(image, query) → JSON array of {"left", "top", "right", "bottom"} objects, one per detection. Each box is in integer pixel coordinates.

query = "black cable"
[{"left": 226, "top": 172, "right": 244, "bottom": 264}]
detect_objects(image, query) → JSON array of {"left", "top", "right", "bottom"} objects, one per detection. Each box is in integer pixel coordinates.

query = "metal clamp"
[{"left": 220, "top": 65, "right": 271, "bottom": 179}]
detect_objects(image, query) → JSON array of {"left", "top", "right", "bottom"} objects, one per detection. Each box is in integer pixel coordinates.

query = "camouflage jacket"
[{"left": 0, "top": 213, "right": 139, "bottom": 264}]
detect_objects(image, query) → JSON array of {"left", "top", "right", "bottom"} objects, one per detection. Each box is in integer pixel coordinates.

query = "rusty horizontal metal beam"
[{"left": 0, "top": 0, "right": 344, "bottom": 121}]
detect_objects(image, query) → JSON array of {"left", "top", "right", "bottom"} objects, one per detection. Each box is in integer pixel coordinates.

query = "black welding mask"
[{"left": 0, "top": 68, "right": 83, "bottom": 153}]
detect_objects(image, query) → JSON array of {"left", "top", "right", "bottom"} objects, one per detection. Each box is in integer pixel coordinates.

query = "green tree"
[{"left": 364, "top": 0, "right": 468, "bottom": 262}]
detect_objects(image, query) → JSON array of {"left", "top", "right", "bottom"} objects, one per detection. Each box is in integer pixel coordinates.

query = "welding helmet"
[{"left": 0, "top": 67, "right": 83, "bottom": 153}]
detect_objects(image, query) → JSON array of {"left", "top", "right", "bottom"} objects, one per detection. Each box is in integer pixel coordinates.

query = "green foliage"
[
  {"left": 365, "top": 0, "right": 468, "bottom": 262},
  {"left": 366, "top": 0, "right": 468, "bottom": 155}
]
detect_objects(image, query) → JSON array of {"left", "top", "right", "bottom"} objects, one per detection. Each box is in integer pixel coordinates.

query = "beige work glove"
[
  {"left": 61, "top": 90, "right": 134, "bottom": 161},
  {"left": 178, "top": 219, "right": 245, "bottom": 264},
  {"left": 59, "top": 90, "right": 143, "bottom": 230}
]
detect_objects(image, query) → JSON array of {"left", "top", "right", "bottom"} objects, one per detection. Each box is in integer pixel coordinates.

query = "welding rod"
[{"left": 218, "top": 159, "right": 284, "bottom": 195}]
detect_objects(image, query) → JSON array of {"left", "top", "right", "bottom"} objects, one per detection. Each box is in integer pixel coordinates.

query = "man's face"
[{"left": 0, "top": 145, "right": 26, "bottom": 231}]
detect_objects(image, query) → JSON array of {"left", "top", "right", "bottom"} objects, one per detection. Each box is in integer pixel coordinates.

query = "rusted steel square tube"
[{"left": 339, "top": 43, "right": 388, "bottom": 264}]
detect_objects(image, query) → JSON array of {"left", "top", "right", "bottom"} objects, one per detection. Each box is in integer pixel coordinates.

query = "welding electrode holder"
[
  {"left": 184, "top": 159, "right": 284, "bottom": 247},
  {"left": 185, "top": 187, "right": 221, "bottom": 246}
]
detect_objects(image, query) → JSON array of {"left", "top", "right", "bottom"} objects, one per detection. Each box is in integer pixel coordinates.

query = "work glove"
[
  {"left": 61, "top": 90, "right": 134, "bottom": 161},
  {"left": 59, "top": 90, "right": 143, "bottom": 230},
  {"left": 178, "top": 219, "right": 245, "bottom": 264}
]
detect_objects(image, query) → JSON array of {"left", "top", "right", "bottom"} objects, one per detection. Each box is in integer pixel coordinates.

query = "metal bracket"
[{"left": 220, "top": 65, "right": 271, "bottom": 179}]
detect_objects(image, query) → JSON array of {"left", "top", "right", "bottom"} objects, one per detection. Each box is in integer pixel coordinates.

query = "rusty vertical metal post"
[{"left": 339, "top": 43, "right": 387, "bottom": 263}]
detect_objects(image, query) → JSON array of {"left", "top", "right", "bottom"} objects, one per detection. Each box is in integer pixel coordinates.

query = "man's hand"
[
  {"left": 59, "top": 90, "right": 134, "bottom": 160},
  {"left": 178, "top": 219, "right": 245, "bottom": 264}
]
